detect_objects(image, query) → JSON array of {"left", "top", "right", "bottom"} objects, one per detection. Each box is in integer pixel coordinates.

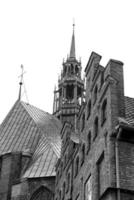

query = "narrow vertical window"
[
  {"left": 63, "top": 182, "right": 66, "bottom": 199},
  {"left": 75, "top": 156, "right": 79, "bottom": 177},
  {"left": 60, "top": 162, "right": 63, "bottom": 177},
  {"left": 81, "top": 144, "right": 85, "bottom": 166},
  {"left": 66, "top": 173, "right": 70, "bottom": 192},
  {"left": 85, "top": 176, "right": 92, "bottom": 200},
  {"left": 87, "top": 131, "right": 91, "bottom": 153},
  {"left": 0, "top": 157, "right": 2, "bottom": 178},
  {"left": 94, "top": 117, "right": 98, "bottom": 139},
  {"left": 97, "top": 153, "right": 105, "bottom": 197},
  {"left": 59, "top": 190, "right": 61, "bottom": 200},
  {"left": 87, "top": 100, "right": 91, "bottom": 119},
  {"left": 81, "top": 113, "right": 85, "bottom": 131},
  {"left": 94, "top": 85, "right": 98, "bottom": 104},
  {"left": 101, "top": 99, "right": 107, "bottom": 125},
  {"left": 101, "top": 72, "right": 104, "bottom": 87}
]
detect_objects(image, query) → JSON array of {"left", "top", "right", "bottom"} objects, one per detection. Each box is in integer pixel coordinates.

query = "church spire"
[{"left": 69, "top": 23, "right": 76, "bottom": 59}]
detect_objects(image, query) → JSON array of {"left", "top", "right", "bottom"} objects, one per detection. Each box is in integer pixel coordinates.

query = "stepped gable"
[
  {"left": 0, "top": 100, "right": 62, "bottom": 178},
  {"left": 124, "top": 96, "right": 134, "bottom": 125}
]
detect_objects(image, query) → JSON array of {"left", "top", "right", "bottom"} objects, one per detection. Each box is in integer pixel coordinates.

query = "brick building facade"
[
  {"left": 54, "top": 29, "right": 134, "bottom": 200},
  {"left": 0, "top": 27, "right": 134, "bottom": 200}
]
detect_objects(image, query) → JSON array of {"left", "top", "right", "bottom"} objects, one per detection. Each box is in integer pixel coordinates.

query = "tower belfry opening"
[{"left": 53, "top": 25, "right": 85, "bottom": 127}]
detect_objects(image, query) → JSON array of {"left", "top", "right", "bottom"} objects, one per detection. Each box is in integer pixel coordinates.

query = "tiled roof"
[
  {"left": 0, "top": 100, "right": 62, "bottom": 178},
  {"left": 124, "top": 96, "right": 134, "bottom": 125}
]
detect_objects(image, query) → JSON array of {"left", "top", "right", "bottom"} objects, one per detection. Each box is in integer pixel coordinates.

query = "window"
[
  {"left": 81, "top": 113, "right": 85, "bottom": 131},
  {"left": 56, "top": 170, "right": 59, "bottom": 184},
  {"left": 60, "top": 162, "right": 63, "bottom": 177},
  {"left": 66, "top": 173, "right": 70, "bottom": 192},
  {"left": 75, "top": 156, "right": 79, "bottom": 177},
  {"left": 59, "top": 190, "right": 62, "bottom": 200},
  {"left": 87, "top": 100, "right": 91, "bottom": 119},
  {"left": 97, "top": 153, "right": 105, "bottom": 197},
  {"left": 94, "top": 85, "right": 98, "bottom": 104},
  {"left": 101, "top": 99, "right": 107, "bottom": 125},
  {"left": 87, "top": 131, "right": 91, "bottom": 153},
  {"left": 101, "top": 72, "right": 104, "bottom": 87},
  {"left": 0, "top": 157, "right": 2, "bottom": 178},
  {"left": 94, "top": 117, "right": 98, "bottom": 139},
  {"left": 85, "top": 176, "right": 92, "bottom": 200},
  {"left": 64, "top": 154, "right": 67, "bottom": 168},
  {"left": 62, "top": 182, "right": 66, "bottom": 199},
  {"left": 81, "top": 144, "right": 85, "bottom": 166}
]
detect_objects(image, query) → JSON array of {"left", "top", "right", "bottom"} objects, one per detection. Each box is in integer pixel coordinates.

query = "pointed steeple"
[{"left": 69, "top": 23, "right": 76, "bottom": 59}]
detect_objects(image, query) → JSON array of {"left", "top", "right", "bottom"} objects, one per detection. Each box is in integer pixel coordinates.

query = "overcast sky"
[{"left": 0, "top": 0, "right": 134, "bottom": 123}]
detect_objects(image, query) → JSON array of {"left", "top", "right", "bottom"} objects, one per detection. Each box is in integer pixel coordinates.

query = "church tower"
[{"left": 53, "top": 25, "right": 85, "bottom": 127}]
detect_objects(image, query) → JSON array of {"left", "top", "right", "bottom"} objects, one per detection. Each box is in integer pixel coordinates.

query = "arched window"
[
  {"left": 75, "top": 156, "right": 79, "bottom": 177},
  {"left": 94, "top": 117, "right": 99, "bottom": 139},
  {"left": 94, "top": 85, "right": 98, "bottom": 104},
  {"left": 87, "top": 100, "right": 91, "bottom": 119},
  {"left": 101, "top": 99, "right": 107, "bottom": 125},
  {"left": 87, "top": 131, "right": 91, "bottom": 153},
  {"left": 30, "top": 186, "right": 53, "bottom": 200},
  {"left": 81, "top": 144, "right": 85, "bottom": 165}
]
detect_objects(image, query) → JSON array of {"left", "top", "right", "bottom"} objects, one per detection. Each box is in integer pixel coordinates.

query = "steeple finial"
[
  {"left": 18, "top": 64, "right": 24, "bottom": 101},
  {"left": 69, "top": 22, "right": 76, "bottom": 59}
]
